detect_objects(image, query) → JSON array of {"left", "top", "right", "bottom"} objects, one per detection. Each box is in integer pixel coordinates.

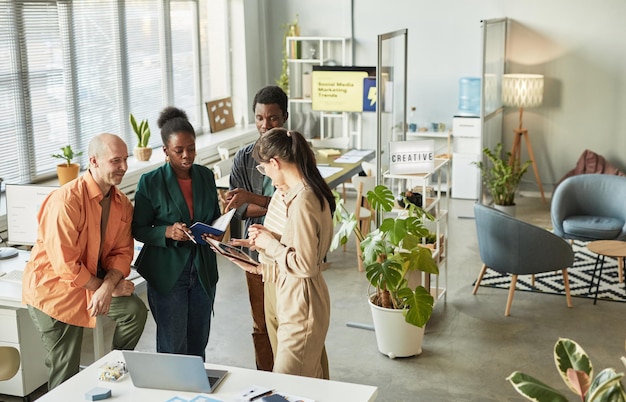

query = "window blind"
[{"left": 0, "top": 0, "right": 231, "bottom": 185}]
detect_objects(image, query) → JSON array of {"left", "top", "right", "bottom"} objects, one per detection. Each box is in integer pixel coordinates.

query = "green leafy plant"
[
  {"left": 508, "top": 338, "right": 626, "bottom": 401},
  {"left": 51, "top": 145, "right": 83, "bottom": 166},
  {"left": 276, "top": 14, "right": 299, "bottom": 93},
  {"left": 129, "top": 113, "right": 151, "bottom": 148},
  {"left": 474, "top": 143, "right": 531, "bottom": 206},
  {"left": 332, "top": 184, "right": 439, "bottom": 328}
]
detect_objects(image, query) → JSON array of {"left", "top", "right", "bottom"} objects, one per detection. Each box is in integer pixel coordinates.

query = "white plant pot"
[
  {"left": 368, "top": 298, "right": 425, "bottom": 359},
  {"left": 493, "top": 204, "right": 516, "bottom": 216}
]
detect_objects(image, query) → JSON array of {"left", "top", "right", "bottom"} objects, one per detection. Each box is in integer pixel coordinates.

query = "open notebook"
[{"left": 188, "top": 208, "right": 236, "bottom": 245}]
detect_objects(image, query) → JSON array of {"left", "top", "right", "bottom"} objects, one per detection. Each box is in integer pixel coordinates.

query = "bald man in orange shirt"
[{"left": 22, "top": 133, "right": 148, "bottom": 390}]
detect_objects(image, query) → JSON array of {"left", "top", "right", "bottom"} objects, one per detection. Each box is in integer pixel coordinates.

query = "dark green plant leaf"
[
  {"left": 506, "top": 371, "right": 569, "bottom": 402},
  {"left": 398, "top": 286, "right": 434, "bottom": 327},
  {"left": 399, "top": 246, "right": 439, "bottom": 275},
  {"left": 367, "top": 185, "right": 395, "bottom": 214},
  {"left": 365, "top": 258, "right": 402, "bottom": 291}
]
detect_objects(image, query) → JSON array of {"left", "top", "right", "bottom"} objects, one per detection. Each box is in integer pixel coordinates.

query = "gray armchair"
[
  {"left": 551, "top": 174, "right": 626, "bottom": 242},
  {"left": 472, "top": 203, "right": 574, "bottom": 316}
]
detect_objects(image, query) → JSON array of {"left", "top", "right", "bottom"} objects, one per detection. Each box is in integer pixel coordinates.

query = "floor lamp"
[{"left": 502, "top": 73, "right": 546, "bottom": 203}]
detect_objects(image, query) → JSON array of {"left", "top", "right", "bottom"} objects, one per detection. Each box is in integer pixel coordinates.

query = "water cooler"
[{"left": 452, "top": 77, "right": 481, "bottom": 200}]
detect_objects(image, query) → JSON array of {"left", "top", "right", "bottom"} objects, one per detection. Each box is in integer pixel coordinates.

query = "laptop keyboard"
[{"left": 208, "top": 376, "right": 219, "bottom": 387}]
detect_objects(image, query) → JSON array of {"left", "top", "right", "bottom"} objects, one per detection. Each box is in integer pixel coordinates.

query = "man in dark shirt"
[{"left": 226, "top": 86, "right": 288, "bottom": 371}]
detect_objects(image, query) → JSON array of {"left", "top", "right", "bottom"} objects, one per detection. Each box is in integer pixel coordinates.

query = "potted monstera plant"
[
  {"left": 474, "top": 143, "right": 531, "bottom": 215},
  {"left": 51, "top": 145, "right": 83, "bottom": 185},
  {"left": 129, "top": 113, "right": 152, "bottom": 161},
  {"left": 508, "top": 337, "right": 626, "bottom": 401},
  {"left": 332, "top": 184, "right": 439, "bottom": 358}
]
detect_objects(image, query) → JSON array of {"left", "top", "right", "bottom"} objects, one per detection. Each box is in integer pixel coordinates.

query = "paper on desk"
[
  {"left": 316, "top": 166, "right": 342, "bottom": 179},
  {"left": 333, "top": 155, "right": 363, "bottom": 164},
  {"left": 165, "top": 396, "right": 222, "bottom": 402},
  {"left": 342, "top": 149, "right": 372, "bottom": 157}
]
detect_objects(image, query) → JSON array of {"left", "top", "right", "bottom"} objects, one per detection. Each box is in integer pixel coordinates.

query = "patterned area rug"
[{"left": 478, "top": 240, "right": 626, "bottom": 303}]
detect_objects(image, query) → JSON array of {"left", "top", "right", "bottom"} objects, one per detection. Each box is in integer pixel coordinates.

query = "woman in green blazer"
[{"left": 132, "top": 106, "right": 221, "bottom": 359}]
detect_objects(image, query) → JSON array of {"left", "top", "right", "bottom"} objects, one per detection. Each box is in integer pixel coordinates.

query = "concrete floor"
[{"left": 10, "top": 196, "right": 626, "bottom": 402}]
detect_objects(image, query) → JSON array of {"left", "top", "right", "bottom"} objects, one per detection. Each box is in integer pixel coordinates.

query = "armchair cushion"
[{"left": 563, "top": 216, "right": 624, "bottom": 240}]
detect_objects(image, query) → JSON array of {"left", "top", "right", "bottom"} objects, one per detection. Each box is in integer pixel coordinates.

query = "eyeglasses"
[{"left": 255, "top": 164, "right": 266, "bottom": 175}]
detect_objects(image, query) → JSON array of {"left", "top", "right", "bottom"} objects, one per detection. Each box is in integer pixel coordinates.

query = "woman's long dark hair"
[{"left": 253, "top": 128, "right": 336, "bottom": 214}]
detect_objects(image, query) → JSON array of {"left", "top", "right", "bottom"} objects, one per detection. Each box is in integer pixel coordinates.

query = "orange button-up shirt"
[{"left": 22, "top": 171, "right": 134, "bottom": 328}]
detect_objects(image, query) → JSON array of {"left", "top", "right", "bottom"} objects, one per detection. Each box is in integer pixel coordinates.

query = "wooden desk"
[
  {"left": 216, "top": 149, "right": 375, "bottom": 191},
  {"left": 37, "top": 350, "right": 378, "bottom": 401},
  {"left": 316, "top": 149, "right": 375, "bottom": 189}
]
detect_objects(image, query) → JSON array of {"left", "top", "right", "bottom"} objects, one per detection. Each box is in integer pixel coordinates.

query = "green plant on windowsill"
[
  {"left": 129, "top": 113, "right": 152, "bottom": 161},
  {"left": 51, "top": 145, "right": 83, "bottom": 167},
  {"left": 331, "top": 184, "right": 439, "bottom": 328},
  {"left": 129, "top": 113, "right": 151, "bottom": 148},
  {"left": 508, "top": 337, "right": 626, "bottom": 401}
]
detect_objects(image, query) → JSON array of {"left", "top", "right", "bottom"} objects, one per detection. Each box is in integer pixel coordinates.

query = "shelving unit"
[
  {"left": 405, "top": 129, "right": 453, "bottom": 193},
  {"left": 383, "top": 158, "right": 450, "bottom": 304},
  {"left": 285, "top": 36, "right": 353, "bottom": 143}
]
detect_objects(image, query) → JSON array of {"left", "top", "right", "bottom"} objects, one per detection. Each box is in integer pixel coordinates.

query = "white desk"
[
  {"left": 0, "top": 249, "right": 48, "bottom": 398},
  {"left": 0, "top": 248, "right": 147, "bottom": 398},
  {"left": 37, "top": 350, "right": 378, "bottom": 402}
]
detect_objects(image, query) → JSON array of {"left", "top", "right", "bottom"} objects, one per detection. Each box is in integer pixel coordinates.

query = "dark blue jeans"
[{"left": 147, "top": 255, "right": 215, "bottom": 360}]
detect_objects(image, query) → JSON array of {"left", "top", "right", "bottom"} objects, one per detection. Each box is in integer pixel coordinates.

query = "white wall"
[{"left": 255, "top": 0, "right": 626, "bottom": 191}]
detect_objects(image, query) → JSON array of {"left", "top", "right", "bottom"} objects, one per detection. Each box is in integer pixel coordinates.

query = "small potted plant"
[
  {"left": 474, "top": 143, "right": 531, "bottom": 215},
  {"left": 51, "top": 145, "right": 83, "bottom": 185},
  {"left": 332, "top": 185, "right": 439, "bottom": 358},
  {"left": 508, "top": 337, "right": 626, "bottom": 401},
  {"left": 129, "top": 113, "right": 152, "bottom": 161}
]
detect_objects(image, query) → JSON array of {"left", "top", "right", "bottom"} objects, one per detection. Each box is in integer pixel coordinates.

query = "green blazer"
[{"left": 132, "top": 163, "right": 221, "bottom": 295}]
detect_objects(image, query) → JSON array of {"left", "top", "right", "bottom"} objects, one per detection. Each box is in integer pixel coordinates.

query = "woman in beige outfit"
[{"left": 231, "top": 128, "right": 335, "bottom": 379}]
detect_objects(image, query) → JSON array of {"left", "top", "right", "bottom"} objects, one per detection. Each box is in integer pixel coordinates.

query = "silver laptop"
[{"left": 122, "top": 351, "right": 228, "bottom": 393}]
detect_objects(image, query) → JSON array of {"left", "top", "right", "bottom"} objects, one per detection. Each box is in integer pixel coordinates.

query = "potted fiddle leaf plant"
[
  {"left": 508, "top": 337, "right": 626, "bottom": 401},
  {"left": 51, "top": 145, "right": 83, "bottom": 185},
  {"left": 474, "top": 143, "right": 531, "bottom": 215},
  {"left": 129, "top": 113, "right": 152, "bottom": 161},
  {"left": 332, "top": 184, "right": 439, "bottom": 358}
]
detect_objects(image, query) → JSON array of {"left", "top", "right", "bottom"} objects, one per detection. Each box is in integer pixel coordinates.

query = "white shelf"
[
  {"left": 384, "top": 158, "right": 450, "bottom": 305},
  {"left": 406, "top": 131, "right": 452, "bottom": 139},
  {"left": 285, "top": 36, "right": 350, "bottom": 141}
]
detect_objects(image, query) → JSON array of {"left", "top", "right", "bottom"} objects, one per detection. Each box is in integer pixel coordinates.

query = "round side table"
[{"left": 586, "top": 240, "right": 626, "bottom": 304}]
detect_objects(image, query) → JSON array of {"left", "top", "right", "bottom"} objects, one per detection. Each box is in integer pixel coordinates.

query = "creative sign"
[{"left": 389, "top": 140, "right": 435, "bottom": 175}]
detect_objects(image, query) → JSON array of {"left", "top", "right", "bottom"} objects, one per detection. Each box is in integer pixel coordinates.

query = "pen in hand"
[{"left": 184, "top": 230, "right": 197, "bottom": 244}]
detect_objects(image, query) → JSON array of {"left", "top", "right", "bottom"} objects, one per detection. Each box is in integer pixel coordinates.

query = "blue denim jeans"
[{"left": 147, "top": 255, "right": 215, "bottom": 360}]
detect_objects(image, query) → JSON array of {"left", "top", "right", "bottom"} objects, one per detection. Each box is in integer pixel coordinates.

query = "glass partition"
[
  {"left": 480, "top": 18, "right": 508, "bottom": 200},
  {"left": 376, "top": 29, "right": 408, "bottom": 187}
]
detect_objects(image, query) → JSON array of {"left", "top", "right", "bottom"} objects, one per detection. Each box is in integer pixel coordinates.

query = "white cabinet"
[
  {"left": 383, "top": 158, "right": 450, "bottom": 303},
  {"left": 451, "top": 116, "right": 481, "bottom": 199},
  {"left": 0, "top": 307, "right": 48, "bottom": 398},
  {"left": 285, "top": 37, "right": 352, "bottom": 143}
]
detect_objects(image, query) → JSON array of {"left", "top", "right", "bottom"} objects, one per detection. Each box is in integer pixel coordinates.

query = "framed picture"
[{"left": 205, "top": 97, "right": 235, "bottom": 133}]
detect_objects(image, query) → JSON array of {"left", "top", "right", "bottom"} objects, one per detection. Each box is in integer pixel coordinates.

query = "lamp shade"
[{"left": 502, "top": 74, "right": 544, "bottom": 108}]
